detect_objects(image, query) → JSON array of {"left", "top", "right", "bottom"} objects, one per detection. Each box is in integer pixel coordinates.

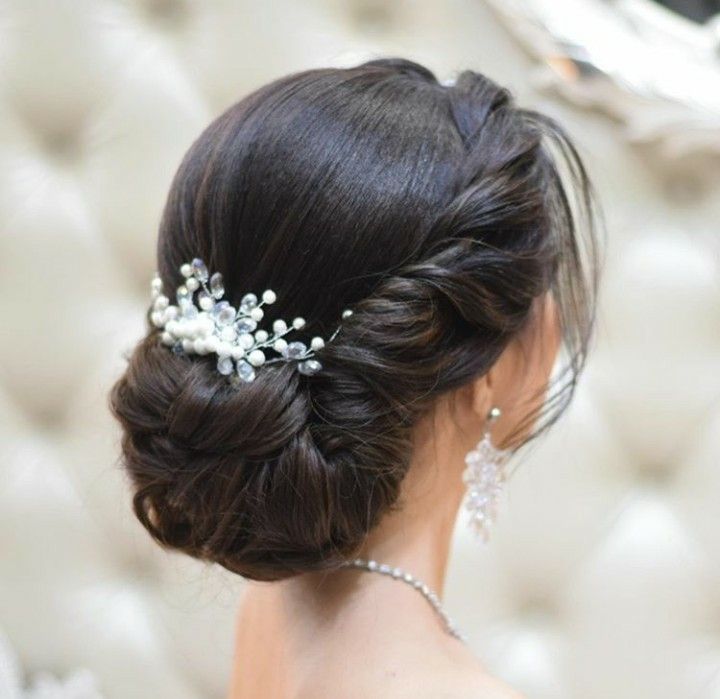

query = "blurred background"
[{"left": 1, "top": 1, "right": 719, "bottom": 698}]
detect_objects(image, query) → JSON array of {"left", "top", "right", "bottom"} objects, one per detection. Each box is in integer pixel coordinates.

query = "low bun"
[
  {"left": 110, "top": 57, "right": 600, "bottom": 581},
  {"left": 111, "top": 325, "right": 413, "bottom": 582},
  {"left": 115, "top": 247, "right": 500, "bottom": 584}
]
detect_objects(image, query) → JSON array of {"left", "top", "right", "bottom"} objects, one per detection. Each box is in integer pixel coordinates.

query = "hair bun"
[{"left": 110, "top": 330, "right": 408, "bottom": 582}]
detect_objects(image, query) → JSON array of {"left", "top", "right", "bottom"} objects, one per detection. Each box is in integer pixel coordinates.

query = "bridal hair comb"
[{"left": 149, "top": 258, "right": 351, "bottom": 383}]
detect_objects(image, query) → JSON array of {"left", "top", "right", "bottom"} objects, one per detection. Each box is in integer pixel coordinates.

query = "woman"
[{"left": 111, "top": 57, "right": 601, "bottom": 698}]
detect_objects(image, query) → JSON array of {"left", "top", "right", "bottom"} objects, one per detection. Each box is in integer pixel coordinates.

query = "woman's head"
[{"left": 110, "top": 57, "right": 601, "bottom": 582}]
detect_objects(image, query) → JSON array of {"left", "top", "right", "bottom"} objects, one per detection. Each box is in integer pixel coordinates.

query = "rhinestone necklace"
[{"left": 340, "top": 558, "right": 466, "bottom": 643}]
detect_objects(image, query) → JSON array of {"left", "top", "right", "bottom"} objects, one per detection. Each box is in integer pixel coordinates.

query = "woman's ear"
[
  {"left": 482, "top": 293, "right": 562, "bottom": 448},
  {"left": 462, "top": 292, "right": 561, "bottom": 449},
  {"left": 470, "top": 370, "right": 493, "bottom": 423}
]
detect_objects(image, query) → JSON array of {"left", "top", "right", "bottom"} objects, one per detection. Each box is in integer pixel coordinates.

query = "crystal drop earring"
[{"left": 462, "top": 406, "right": 513, "bottom": 542}]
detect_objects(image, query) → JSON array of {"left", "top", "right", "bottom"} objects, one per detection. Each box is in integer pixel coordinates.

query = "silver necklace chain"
[{"left": 339, "top": 558, "right": 466, "bottom": 643}]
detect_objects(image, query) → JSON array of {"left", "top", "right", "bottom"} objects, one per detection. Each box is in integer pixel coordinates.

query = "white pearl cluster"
[{"left": 149, "top": 258, "right": 351, "bottom": 382}]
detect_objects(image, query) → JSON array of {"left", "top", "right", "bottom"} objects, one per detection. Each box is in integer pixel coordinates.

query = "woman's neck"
[
  {"left": 228, "top": 407, "right": 478, "bottom": 698},
  {"left": 273, "top": 407, "right": 470, "bottom": 637}
]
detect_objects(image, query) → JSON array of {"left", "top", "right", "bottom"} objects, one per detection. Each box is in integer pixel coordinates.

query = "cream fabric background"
[{"left": 1, "top": 1, "right": 719, "bottom": 698}]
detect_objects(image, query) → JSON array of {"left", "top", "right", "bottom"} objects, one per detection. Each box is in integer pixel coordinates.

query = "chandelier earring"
[{"left": 462, "top": 406, "right": 513, "bottom": 542}]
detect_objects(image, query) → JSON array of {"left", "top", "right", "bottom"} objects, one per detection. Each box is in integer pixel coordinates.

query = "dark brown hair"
[{"left": 110, "top": 57, "right": 602, "bottom": 581}]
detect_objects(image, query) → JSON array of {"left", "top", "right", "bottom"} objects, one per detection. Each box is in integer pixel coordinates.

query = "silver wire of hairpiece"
[{"left": 149, "top": 258, "right": 352, "bottom": 383}]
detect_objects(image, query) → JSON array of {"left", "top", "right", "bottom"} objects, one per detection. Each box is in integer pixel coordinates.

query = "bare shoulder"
[
  {"left": 419, "top": 638, "right": 525, "bottom": 699},
  {"left": 411, "top": 659, "right": 526, "bottom": 699},
  {"left": 299, "top": 629, "right": 525, "bottom": 699},
  {"left": 361, "top": 640, "right": 525, "bottom": 699},
  {"left": 311, "top": 661, "right": 525, "bottom": 699}
]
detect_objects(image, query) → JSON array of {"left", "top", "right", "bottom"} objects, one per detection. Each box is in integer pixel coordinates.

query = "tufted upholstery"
[{"left": 1, "top": 1, "right": 719, "bottom": 698}]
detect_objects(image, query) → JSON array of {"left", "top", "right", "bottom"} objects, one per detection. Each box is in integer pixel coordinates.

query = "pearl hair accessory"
[{"left": 149, "top": 258, "right": 352, "bottom": 383}]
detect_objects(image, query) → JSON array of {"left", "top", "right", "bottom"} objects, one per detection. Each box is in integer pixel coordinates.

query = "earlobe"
[
  {"left": 472, "top": 341, "right": 513, "bottom": 422},
  {"left": 470, "top": 372, "right": 493, "bottom": 422}
]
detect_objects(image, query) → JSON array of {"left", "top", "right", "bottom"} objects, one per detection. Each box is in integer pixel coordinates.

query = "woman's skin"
[{"left": 228, "top": 293, "right": 561, "bottom": 699}]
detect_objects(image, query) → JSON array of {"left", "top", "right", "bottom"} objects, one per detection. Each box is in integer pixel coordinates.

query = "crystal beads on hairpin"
[{"left": 149, "top": 258, "right": 350, "bottom": 382}]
